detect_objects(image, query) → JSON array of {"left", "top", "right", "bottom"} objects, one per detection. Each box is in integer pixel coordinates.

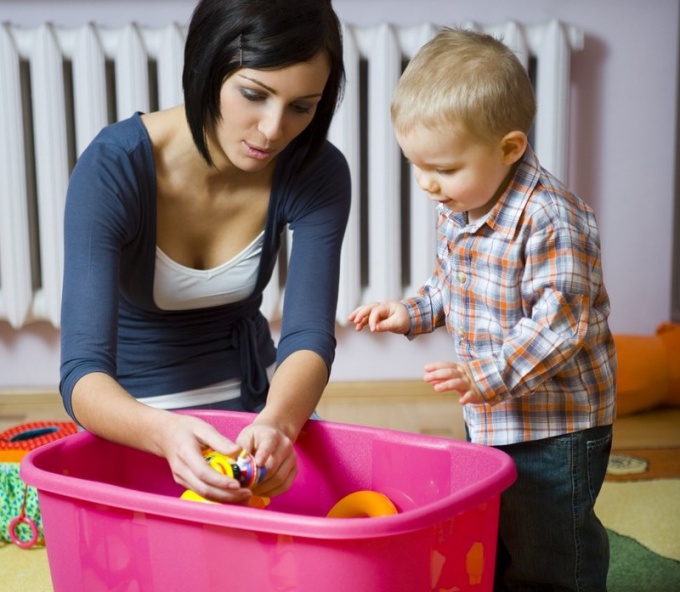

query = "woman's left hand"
[{"left": 236, "top": 422, "right": 298, "bottom": 497}]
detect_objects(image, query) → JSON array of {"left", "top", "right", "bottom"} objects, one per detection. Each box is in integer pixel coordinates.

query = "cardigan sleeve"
[
  {"left": 274, "top": 141, "right": 351, "bottom": 374},
  {"left": 59, "top": 122, "right": 153, "bottom": 420}
]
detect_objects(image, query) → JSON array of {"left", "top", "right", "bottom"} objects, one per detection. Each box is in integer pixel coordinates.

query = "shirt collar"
[
  {"left": 440, "top": 144, "right": 543, "bottom": 234},
  {"left": 486, "top": 144, "right": 543, "bottom": 234}
]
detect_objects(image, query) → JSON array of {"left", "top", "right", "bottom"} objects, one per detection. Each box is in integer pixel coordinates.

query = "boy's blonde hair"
[{"left": 391, "top": 27, "right": 536, "bottom": 143}]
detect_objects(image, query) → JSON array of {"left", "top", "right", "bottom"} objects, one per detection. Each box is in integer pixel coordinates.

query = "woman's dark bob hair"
[{"left": 183, "top": 0, "right": 345, "bottom": 169}]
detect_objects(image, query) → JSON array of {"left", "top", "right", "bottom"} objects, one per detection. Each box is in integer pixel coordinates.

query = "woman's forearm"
[
  {"left": 253, "top": 350, "right": 328, "bottom": 442},
  {"left": 71, "top": 372, "right": 175, "bottom": 457}
]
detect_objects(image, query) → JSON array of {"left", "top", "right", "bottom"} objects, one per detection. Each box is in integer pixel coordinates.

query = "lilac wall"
[{"left": 1, "top": 0, "right": 678, "bottom": 386}]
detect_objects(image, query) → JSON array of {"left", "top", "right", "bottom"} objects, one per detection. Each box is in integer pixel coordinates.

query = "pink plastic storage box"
[{"left": 21, "top": 410, "right": 515, "bottom": 591}]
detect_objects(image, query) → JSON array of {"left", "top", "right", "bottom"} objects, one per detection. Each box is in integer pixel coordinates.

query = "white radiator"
[{"left": 0, "top": 20, "right": 583, "bottom": 329}]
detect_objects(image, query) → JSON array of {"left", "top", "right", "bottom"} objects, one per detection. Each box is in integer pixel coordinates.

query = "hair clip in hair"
[{"left": 238, "top": 33, "right": 243, "bottom": 67}]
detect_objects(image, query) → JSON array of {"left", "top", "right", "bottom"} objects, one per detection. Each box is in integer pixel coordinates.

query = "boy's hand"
[
  {"left": 423, "top": 361, "right": 485, "bottom": 405},
  {"left": 348, "top": 301, "right": 410, "bottom": 334}
]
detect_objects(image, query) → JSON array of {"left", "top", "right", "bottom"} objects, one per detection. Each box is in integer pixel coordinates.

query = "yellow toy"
[{"left": 180, "top": 449, "right": 269, "bottom": 507}]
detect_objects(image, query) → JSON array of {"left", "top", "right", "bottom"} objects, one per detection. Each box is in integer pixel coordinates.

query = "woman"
[{"left": 59, "top": 0, "right": 350, "bottom": 504}]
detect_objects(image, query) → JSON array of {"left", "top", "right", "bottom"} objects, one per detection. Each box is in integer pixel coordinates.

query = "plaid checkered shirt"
[{"left": 402, "top": 145, "right": 617, "bottom": 446}]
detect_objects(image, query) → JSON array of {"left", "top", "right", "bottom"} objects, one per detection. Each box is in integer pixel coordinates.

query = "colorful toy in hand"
[
  {"left": 204, "top": 448, "right": 266, "bottom": 489},
  {"left": 180, "top": 448, "right": 267, "bottom": 504}
]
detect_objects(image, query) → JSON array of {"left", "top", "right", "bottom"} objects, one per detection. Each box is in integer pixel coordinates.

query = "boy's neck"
[{"left": 468, "top": 161, "right": 521, "bottom": 224}]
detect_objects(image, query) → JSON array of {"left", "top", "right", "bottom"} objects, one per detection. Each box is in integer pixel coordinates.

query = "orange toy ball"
[{"left": 326, "top": 490, "right": 398, "bottom": 518}]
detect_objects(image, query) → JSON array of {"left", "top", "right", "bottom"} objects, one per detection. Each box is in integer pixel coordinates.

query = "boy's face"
[{"left": 396, "top": 123, "right": 513, "bottom": 222}]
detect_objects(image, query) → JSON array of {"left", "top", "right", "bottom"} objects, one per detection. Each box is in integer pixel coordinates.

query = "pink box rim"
[{"left": 21, "top": 412, "right": 516, "bottom": 541}]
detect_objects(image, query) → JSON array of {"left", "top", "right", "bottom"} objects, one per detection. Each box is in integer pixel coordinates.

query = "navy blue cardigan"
[{"left": 60, "top": 113, "right": 350, "bottom": 418}]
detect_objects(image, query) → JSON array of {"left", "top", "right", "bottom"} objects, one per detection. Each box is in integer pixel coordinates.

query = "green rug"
[
  {"left": 603, "top": 448, "right": 680, "bottom": 591},
  {"left": 608, "top": 529, "right": 680, "bottom": 591}
]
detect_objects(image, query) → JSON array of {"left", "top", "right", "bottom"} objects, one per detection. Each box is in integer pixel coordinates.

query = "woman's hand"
[
  {"left": 155, "top": 412, "right": 254, "bottom": 504},
  {"left": 236, "top": 421, "right": 297, "bottom": 498}
]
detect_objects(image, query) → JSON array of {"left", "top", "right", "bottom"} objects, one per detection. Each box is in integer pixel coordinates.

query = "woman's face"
[{"left": 211, "top": 52, "right": 330, "bottom": 172}]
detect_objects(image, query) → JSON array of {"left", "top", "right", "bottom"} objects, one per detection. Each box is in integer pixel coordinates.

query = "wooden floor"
[
  {"left": 0, "top": 390, "right": 71, "bottom": 433},
  {"left": 2, "top": 383, "right": 679, "bottom": 449}
]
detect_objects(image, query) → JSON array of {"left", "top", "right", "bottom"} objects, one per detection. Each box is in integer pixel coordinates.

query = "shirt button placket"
[
  {"left": 457, "top": 327, "right": 465, "bottom": 344},
  {"left": 454, "top": 270, "right": 467, "bottom": 346}
]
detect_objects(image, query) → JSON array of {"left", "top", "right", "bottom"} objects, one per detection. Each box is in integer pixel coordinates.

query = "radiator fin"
[{"left": 0, "top": 21, "right": 583, "bottom": 328}]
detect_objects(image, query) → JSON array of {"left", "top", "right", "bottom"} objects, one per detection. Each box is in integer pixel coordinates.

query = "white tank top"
[
  {"left": 153, "top": 231, "right": 264, "bottom": 311},
  {"left": 142, "top": 231, "right": 268, "bottom": 409}
]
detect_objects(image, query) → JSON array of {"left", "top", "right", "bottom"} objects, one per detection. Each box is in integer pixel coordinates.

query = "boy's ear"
[{"left": 500, "top": 131, "right": 527, "bottom": 165}]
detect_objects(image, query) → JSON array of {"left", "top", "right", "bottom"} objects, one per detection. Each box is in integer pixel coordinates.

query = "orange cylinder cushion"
[{"left": 613, "top": 323, "right": 680, "bottom": 416}]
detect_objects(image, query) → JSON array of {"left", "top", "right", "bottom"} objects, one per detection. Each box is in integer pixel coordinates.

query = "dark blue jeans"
[{"left": 488, "top": 425, "right": 613, "bottom": 592}]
